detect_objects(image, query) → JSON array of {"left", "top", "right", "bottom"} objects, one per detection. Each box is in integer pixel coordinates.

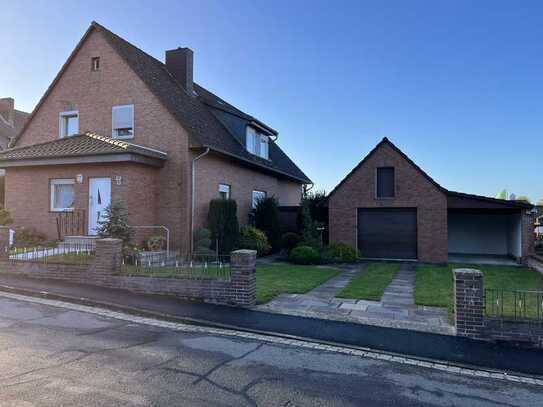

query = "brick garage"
[{"left": 328, "top": 138, "right": 534, "bottom": 264}]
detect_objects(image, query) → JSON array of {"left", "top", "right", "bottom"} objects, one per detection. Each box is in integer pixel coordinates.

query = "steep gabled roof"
[
  {"left": 327, "top": 137, "right": 532, "bottom": 209},
  {"left": 11, "top": 22, "right": 311, "bottom": 184}
]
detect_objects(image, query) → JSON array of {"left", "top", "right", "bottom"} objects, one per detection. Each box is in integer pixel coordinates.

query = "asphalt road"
[{"left": 0, "top": 297, "right": 542, "bottom": 406}]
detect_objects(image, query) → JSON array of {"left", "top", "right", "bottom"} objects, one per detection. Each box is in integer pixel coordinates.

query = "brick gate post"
[
  {"left": 229, "top": 249, "right": 257, "bottom": 306},
  {"left": 92, "top": 238, "right": 123, "bottom": 283},
  {"left": 453, "top": 268, "right": 485, "bottom": 339}
]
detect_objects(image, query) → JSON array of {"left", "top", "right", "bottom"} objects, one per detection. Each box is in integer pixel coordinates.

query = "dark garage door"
[{"left": 357, "top": 208, "right": 417, "bottom": 259}]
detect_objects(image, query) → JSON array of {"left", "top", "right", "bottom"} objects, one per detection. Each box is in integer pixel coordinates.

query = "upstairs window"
[
  {"left": 219, "top": 184, "right": 231, "bottom": 200},
  {"left": 91, "top": 57, "right": 100, "bottom": 71},
  {"left": 376, "top": 167, "right": 395, "bottom": 198},
  {"left": 112, "top": 104, "right": 134, "bottom": 139},
  {"left": 59, "top": 111, "right": 79, "bottom": 138},
  {"left": 50, "top": 179, "right": 75, "bottom": 212},
  {"left": 246, "top": 126, "right": 269, "bottom": 160},
  {"left": 252, "top": 190, "right": 266, "bottom": 209}
]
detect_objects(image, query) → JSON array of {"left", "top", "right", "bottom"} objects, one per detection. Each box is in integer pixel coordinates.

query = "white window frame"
[
  {"left": 219, "top": 183, "right": 231, "bottom": 199},
  {"left": 259, "top": 134, "right": 269, "bottom": 160},
  {"left": 246, "top": 126, "right": 270, "bottom": 160},
  {"left": 252, "top": 190, "right": 267, "bottom": 209},
  {"left": 58, "top": 110, "right": 79, "bottom": 138},
  {"left": 50, "top": 179, "right": 75, "bottom": 212},
  {"left": 91, "top": 57, "right": 100, "bottom": 71},
  {"left": 112, "top": 104, "right": 134, "bottom": 139}
]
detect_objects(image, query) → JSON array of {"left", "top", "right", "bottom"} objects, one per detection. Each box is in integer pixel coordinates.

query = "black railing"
[
  {"left": 485, "top": 288, "right": 543, "bottom": 322},
  {"left": 121, "top": 252, "right": 231, "bottom": 281},
  {"left": 56, "top": 209, "right": 87, "bottom": 241},
  {"left": 6, "top": 243, "right": 95, "bottom": 265}
]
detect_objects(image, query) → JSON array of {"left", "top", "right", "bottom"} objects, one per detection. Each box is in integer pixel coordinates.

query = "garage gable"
[{"left": 327, "top": 137, "right": 446, "bottom": 204}]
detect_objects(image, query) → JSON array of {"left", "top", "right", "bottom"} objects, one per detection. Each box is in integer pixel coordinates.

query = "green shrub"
[
  {"left": 289, "top": 245, "right": 321, "bottom": 265},
  {"left": 255, "top": 196, "right": 281, "bottom": 252},
  {"left": 326, "top": 243, "right": 359, "bottom": 263},
  {"left": 14, "top": 226, "right": 48, "bottom": 246},
  {"left": 238, "top": 226, "right": 271, "bottom": 256},
  {"left": 96, "top": 199, "right": 133, "bottom": 246},
  {"left": 281, "top": 232, "right": 300, "bottom": 252},
  {"left": 207, "top": 199, "right": 239, "bottom": 255},
  {"left": 0, "top": 208, "right": 13, "bottom": 226},
  {"left": 298, "top": 199, "right": 322, "bottom": 249}
]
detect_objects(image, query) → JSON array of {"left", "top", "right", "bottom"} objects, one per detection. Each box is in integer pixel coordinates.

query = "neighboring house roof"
[
  {"left": 10, "top": 22, "right": 311, "bottom": 184},
  {"left": 0, "top": 132, "right": 167, "bottom": 167},
  {"left": 0, "top": 109, "right": 29, "bottom": 149},
  {"left": 327, "top": 137, "right": 532, "bottom": 209}
]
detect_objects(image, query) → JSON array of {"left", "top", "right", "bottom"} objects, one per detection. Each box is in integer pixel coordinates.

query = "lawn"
[
  {"left": 256, "top": 263, "right": 340, "bottom": 304},
  {"left": 337, "top": 263, "right": 400, "bottom": 301},
  {"left": 415, "top": 264, "right": 543, "bottom": 318}
]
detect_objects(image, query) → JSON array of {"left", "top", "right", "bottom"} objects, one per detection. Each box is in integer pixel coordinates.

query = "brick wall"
[
  {"left": 328, "top": 142, "right": 448, "bottom": 263},
  {"left": 454, "top": 268, "right": 543, "bottom": 347},
  {"left": 193, "top": 152, "right": 302, "bottom": 229},
  {"left": 5, "top": 163, "right": 159, "bottom": 242},
  {"left": 0, "top": 239, "right": 257, "bottom": 307}
]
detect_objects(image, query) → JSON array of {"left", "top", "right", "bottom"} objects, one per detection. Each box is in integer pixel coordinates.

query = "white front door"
[{"left": 88, "top": 177, "right": 112, "bottom": 235}]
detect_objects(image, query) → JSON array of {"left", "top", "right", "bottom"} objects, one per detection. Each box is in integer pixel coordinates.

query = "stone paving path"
[{"left": 257, "top": 262, "right": 454, "bottom": 335}]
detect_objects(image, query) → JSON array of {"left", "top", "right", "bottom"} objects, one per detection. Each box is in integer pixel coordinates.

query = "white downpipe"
[{"left": 191, "top": 147, "right": 210, "bottom": 254}]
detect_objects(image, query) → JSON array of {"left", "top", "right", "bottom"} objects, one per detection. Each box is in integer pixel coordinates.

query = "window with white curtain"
[
  {"left": 246, "top": 126, "right": 269, "bottom": 160},
  {"left": 59, "top": 111, "right": 79, "bottom": 138},
  {"left": 112, "top": 104, "right": 134, "bottom": 139},
  {"left": 50, "top": 179, "right": 75, "bottom": 212},
  {"left": 252, "top": 190, "right": 266, "bottom": 209}
]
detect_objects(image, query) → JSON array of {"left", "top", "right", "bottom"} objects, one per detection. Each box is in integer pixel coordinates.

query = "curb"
[{"left": 0, "top": 283, "right": 542, "bottom": 383}]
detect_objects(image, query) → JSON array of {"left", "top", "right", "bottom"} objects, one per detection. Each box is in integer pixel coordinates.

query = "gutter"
[{"left": 191, "top": 147, "right": 210, "bottom": 254}]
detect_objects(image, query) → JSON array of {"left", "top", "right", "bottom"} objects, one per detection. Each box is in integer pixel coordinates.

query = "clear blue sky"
[{"left": 1, "top": 1, "right": 542, "bottom": 202}]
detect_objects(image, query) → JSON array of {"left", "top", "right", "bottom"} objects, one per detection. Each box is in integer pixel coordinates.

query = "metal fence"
[
  {"left": 6, "top": 243, "right": 95, "bottom": 265},
  {"left": 485, "top": 288, "right": 543, "bottom": 322},
  {"left": 56, "top": 209, "right": 87, "bottom": 240},
  {"left": 121, "top": 252, "right": 231, "bottom": 281}
]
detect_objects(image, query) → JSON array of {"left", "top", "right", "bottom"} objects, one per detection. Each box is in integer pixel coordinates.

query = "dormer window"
[{"left": 246, "top": 126, "right": 269, "bottom": 160}]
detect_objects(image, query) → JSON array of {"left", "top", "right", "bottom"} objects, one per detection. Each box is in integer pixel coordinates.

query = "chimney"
[
  {"left": 165, "top": 47, "right": 194, "bottom": 95},
  {"left": 0, "top": 98, "right": 15, "bottom": 126}
]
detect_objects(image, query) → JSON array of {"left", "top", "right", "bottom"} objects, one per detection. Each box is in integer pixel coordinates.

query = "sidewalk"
[{"left": 0, "top": 273, "right": 541, "bottom": 376}]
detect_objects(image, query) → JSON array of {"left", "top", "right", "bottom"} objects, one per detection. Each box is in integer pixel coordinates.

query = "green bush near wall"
[{"left": 208, "top": 199, "right": 239, "bottom": 255}]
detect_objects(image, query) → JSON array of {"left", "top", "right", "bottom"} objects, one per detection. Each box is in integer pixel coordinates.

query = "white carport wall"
[{"left": 447, "top": 211, "right": 522, "bottom": 260}]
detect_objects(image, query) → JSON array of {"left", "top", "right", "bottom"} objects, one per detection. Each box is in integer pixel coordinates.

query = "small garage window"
[{"left": 376, "top": 167, "right": 395, "bottom": 198}]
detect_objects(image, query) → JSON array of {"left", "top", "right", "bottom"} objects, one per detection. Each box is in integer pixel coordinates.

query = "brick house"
[
  {"left": 328, "top": 138, "right": 534, "bottom": 264},
  {"left": 0, "top": 22, "right": 311, "bottom": 253},
  {"left": 0, "top": 98, "right": 29, "bottom": 150}
]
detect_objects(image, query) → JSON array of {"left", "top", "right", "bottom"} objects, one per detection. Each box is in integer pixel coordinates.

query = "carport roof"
[{"left": 326, "top": 137, "right": 533, "bottom": 210}]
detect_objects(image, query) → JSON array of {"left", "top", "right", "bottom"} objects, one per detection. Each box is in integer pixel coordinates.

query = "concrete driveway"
[{"left": 0, "top": 295, "right": 542, "bottom": 406}]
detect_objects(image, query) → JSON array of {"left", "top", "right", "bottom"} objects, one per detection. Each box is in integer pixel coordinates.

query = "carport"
[{"left": 447, "top": 192, "right": 529, "bottom": 264}]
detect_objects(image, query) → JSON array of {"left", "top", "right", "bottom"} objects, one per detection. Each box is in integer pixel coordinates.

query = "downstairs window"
[{"left": 50, "top": 179, "right": 75, "bottom": 212}]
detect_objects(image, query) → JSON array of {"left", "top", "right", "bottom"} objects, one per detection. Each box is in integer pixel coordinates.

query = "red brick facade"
[
  {"left": 4, "top": 28, "right": 303, "bottom": 252},
  {"left": 328, "top": 141, "right": 449, "bottom": 263}
]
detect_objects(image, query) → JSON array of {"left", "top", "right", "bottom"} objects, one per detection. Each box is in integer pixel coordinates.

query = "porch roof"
[{"left": 0, "top": 132, "right": 167, "bottom": 168}]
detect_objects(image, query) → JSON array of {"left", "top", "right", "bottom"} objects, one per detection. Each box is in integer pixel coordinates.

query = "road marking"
[{"left": 0, "top": 290, "right": 541, "bottom": 387}]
